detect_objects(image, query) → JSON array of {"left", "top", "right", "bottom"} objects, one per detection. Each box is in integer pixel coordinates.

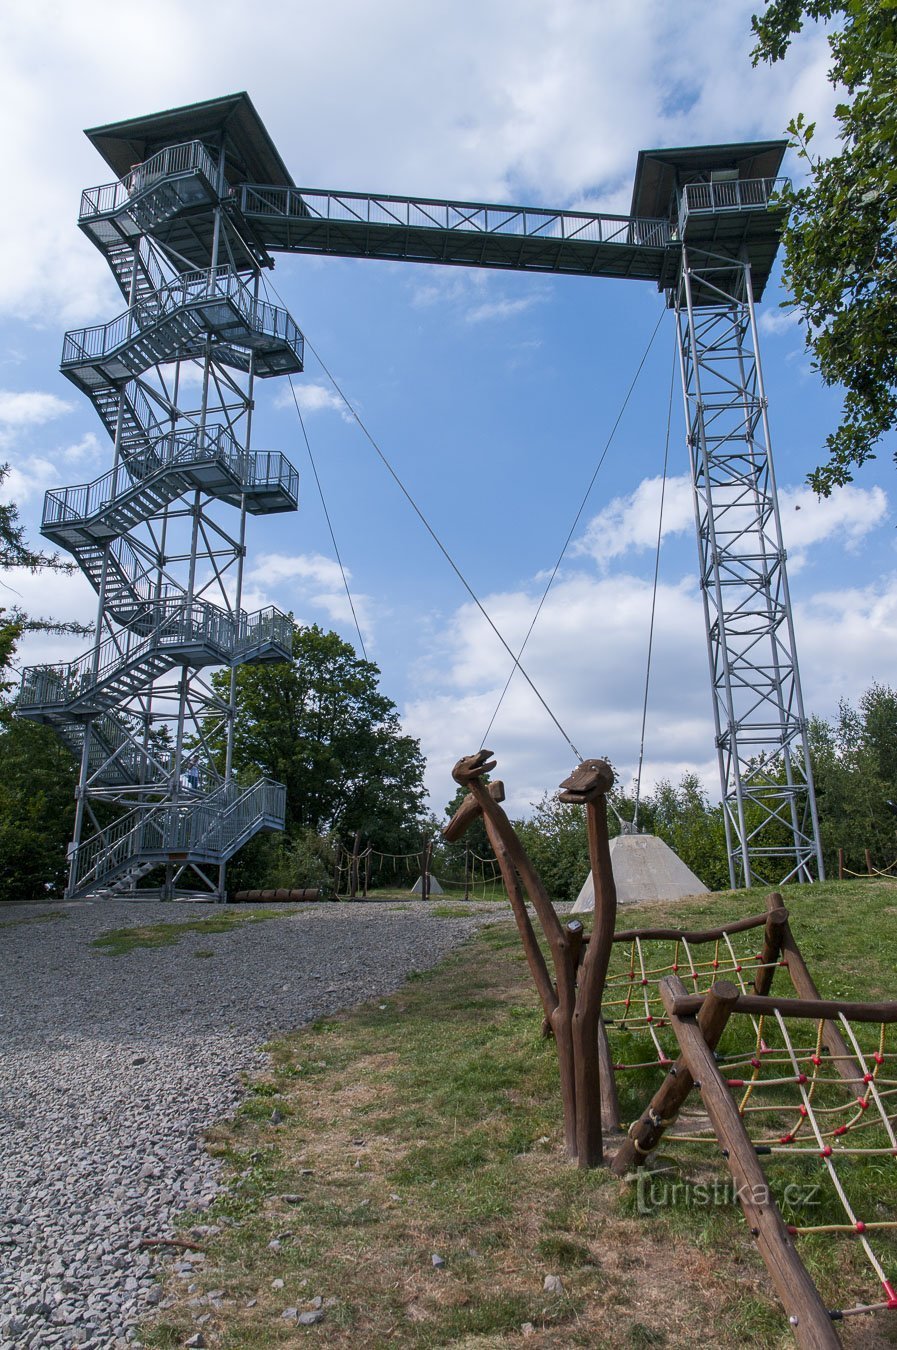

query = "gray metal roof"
[
  {"left": 85, "top": 92, "right": 294, "bottom": 188},
  {"left": 630, "top": 141, "right": 787, "bottom": 220}
]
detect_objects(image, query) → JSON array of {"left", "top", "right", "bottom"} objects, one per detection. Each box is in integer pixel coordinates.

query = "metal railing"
[
  {"left": 70, "top": 775, "right": 286, "bottom": 891},
  {"left": 246, "top": 450, "right": 300, "bottom": 502},
  {"left": 238, "top": 606, "right": 293, "bottom": 654},
  {"left": 43, "top": 425, "right": 247, "bottom": 530},
  {"left": 44, "top": 432, "right": 298, "bottom": 534},
  {"left": 240, "top": 184, "right": 672, "bottom": 251},
  {"left": 678, "top": 177, "right": 789, "bottom": 228},
  {"left": 61, "top": 267, "right": 304, "bottom": 371},
  {"left": 79, "top": 140, "right": 219, "bottom": 221},
  {"left": 19, "top": 597, "right": 292, "bottom": 712}
]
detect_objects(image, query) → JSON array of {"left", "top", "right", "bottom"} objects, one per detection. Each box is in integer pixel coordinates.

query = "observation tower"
[
  {"left": 19, "top": 93, "right": 823, "bottom": 893},
  {"left": 17, "top": 95, "right": 303, "bottom": 900}
]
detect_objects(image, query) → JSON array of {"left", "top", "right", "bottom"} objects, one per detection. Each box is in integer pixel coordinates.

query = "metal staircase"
[{"left": 18, "top": 116, "right": 304, "bottom": 900}]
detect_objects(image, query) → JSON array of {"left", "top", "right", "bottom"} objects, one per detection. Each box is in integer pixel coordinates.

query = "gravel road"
[{"left": 0, "top": 899, "right": 503, "bottom": 1349}]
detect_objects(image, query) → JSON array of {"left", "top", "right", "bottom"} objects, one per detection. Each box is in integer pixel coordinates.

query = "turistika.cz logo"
[{"left": 635, "top": 1173, "right": 820, "bottom": 1215}]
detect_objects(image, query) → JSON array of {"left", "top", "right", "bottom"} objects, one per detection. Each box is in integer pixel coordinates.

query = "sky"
[{"left": 1, "top": 0, "right": 895, "bottom": 820}]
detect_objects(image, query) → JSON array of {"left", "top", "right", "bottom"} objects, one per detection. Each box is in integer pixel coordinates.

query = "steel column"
[{"left": 675, "top": 247, "right": 823, "bottom": 887}]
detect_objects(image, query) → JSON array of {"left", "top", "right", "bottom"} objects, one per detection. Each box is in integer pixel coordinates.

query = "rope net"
[{"left": 604, "top": 925, "right": 897, "bottom": 1320}]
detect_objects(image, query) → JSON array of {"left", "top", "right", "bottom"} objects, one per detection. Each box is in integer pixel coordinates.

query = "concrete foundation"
[
  {"left": 411, "top": 873, "right": 444, "bottom": 896},
  {"left": 571, "top": 833, "right": 708, "bottom": 911}
]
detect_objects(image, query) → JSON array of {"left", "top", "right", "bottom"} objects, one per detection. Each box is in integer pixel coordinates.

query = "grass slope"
[{"left": 143, "top": 879, "right": 897, "bottom": 1349}]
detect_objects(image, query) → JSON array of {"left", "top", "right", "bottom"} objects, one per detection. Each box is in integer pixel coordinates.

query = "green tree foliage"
[
  {"left": 0, "top": 468, "right": 93, "bottom": 900},
  {"left": 438, "top": 781, "right": 496, "bottom": 883},
  {"left": 752, "top": 1, "right": 897, "bottom": 492},
  {"left": 0, "top": 717, "right": 76, "bottom": 903},
  {"left": 514, "top": 792, "right": 595, "bottom": 904},
  {"left": 1, "top": 464, "right": 91, "bottom": 694},
  {"left": 648, "top": 774, "right": 731, "bottom": 892},
  {"left": 808, "top": 682, "right": 897, "bottom": 872},
  {"left": 208, "top": 625, "right": 428, "bottom": 883}
]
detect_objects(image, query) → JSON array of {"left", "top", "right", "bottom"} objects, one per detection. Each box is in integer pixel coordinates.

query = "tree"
[
  {"left": 0, "top": 717, "right": 76, "bottom": 902},
  {"left": 1, "top": 464, "right": 90, "bottom": 697},
  {"left": 752, "top": 2, "right": 897, "bottom": 493},
  {"left": 209, "top": 624, "right": 428, "bottom": 851},
  {"left": 808, "top": 682, "right": 897, "bottom": 873},
  {"left": 515, "top": 793, "right": 594, "bottom": 904},
  {"left": 648, "top": 773, "right": 731, "bottom": 891}
]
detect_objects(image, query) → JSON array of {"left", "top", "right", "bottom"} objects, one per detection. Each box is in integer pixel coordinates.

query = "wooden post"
[
  {"left": 363, "top": 847, "right": 371, "bottom": 898},
  {"left": 611, "top": 979, "right": 740, "bottom": 1175},
  {"left": 753, "top": 893, "right": 788, "bottom": 996},
  {"left": 559, "top": 765, "right": 617, "bottom": 1168},
  {"left": 453, "top": 753, "right": 580, "bottom": 1158},
  {"left": 420, "top": 834, "right": 431, "bottom": 901},
  {"left": 349, "top": 830, "right": 361, "bottom": 899},
  {"left": 463, "top": 845, "right": 470, "bottom": 901},
  {"left": 334, "top": 843, "right": 342, "bottom": 898},
  {"left": 837, "top": 847, "right": 844, "bottom": 881},
  {"left": 768, "top": 890, "right": 864, "bottom": 1088},
  {"left": 666, "top": 979, "right": 841, "bottom": 1350},
  {"left": 596, "top": 1016, "right": 622, "bottom": 1135},
  {"left": 866, "top": 847, "right": 874, "bottom": 876},
  {"left": 447, "top": 753, "right": 614, "bottom": 1167}
]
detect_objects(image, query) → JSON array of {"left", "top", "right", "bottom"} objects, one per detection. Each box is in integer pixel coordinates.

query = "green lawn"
[{"left": 142, "top": 878, "right": 897, "bottom": 1349}]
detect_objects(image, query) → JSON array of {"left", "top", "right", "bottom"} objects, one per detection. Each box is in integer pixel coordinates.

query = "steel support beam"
[{"left": 675, "top": 247, "right": 824, "bottom": 888}]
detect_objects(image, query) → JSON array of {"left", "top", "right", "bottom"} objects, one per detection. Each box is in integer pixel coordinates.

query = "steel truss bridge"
[{"left": 18, "top": 92, "right": 822, "bottom": 896}]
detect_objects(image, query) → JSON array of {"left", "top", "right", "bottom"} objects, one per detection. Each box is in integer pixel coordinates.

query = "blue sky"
[{"left": 1, "top": 0, "right": 894, "bottom": 817}]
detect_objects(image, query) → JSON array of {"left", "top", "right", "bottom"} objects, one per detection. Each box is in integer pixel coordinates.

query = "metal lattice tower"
[
  {"left": 18, "top": 95, "right": 823, "bottom": 891},
  {"left": 17, "top": 96, "right": 303, "bottom": 900},
  {"left": 676, "top": 246, "right": 822, "bottom": 886}
]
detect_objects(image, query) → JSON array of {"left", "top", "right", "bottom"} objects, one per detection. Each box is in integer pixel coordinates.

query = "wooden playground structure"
[{"left": 446, "top": 750, "right": 897, "bottom": 1348}]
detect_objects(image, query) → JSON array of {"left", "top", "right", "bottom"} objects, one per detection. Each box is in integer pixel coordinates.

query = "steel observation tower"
[{"left": 18, "top": 93, "right": 822, "bottom": 896}]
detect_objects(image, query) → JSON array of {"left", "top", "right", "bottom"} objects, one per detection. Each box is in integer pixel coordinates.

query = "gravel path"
[{"left": 0, "top": 899, "right": 503, "bottom": 1349}]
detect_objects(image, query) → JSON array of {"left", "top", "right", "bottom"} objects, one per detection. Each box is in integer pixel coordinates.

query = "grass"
[
  {"left": 94, "top": 897, "right": 493, "bottom": 956},
  {"left": 92, "top": 907, "right": 296, "bottom": 955},
  {"left": 0, "top": 908, "right": 68, "bottom": 929},
  {"left": 142, "top": 877, "right": 897, "bottom": 1348}
]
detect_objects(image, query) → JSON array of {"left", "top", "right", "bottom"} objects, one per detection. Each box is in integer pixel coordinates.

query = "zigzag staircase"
[{"left": 18, "top": 131, "right": 303, "bottom": 899}]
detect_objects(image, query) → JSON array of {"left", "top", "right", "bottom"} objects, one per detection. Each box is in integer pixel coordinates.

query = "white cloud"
[
  {"left": 574, "top": 474, "right": 887, "bottom": 570},
  {"left": 274, "top": 381, "right": 352, "bottom": 421},
  {"left": 0, "top": 389, "right": 72, "bottom": 436},
  {"left": 575, "top": 474, "right": 694, "bottom": 567},
  {"left": 0, "top": 1, "right": 839, "bottom": 324},
  {"left": 465, "top": 295, "right": 542, "bottom": 323},
  {"left": 61, "top": 432, "right": 102, "bottom": 465},
  {"left": 1, "top": 455, "right": 61, "bottom": 504},
  {"left": 404, "top": 569, "right": 712, "bottom": 814},
  {"left": 246, "top": 550, "right": 374, "bottom": 648},
  {"left": 250, "top": 551, "right": 346, "bottom": 590},
  {"left": 406, "top": 562, "right": 897, "bottom": 816},
  {"left": 759, "top": 306, "right": 802, "bottom": 337},
  {"left": 780, "top": 483, "right": 889, "bottom": 568}
]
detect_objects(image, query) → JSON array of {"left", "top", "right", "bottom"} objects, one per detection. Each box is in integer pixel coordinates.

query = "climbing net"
[
  {"left": 604, "top": 924, "right": 782, "bottom": 1067},
  {"left": 602, "top": 915, "right": 897, "bottom": 1323}
]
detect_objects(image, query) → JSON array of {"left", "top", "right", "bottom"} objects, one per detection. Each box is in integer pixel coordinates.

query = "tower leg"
[{"left": 674, "top": 247, "right": 823, "bottom": 887}]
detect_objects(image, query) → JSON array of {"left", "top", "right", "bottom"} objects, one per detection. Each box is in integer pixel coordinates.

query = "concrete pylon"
[
  {"left": 411, "top": 873, "right": 444, "bottom": 896},
  {"left": 572, "top": 833, "right": 708, "bottom": 911}
]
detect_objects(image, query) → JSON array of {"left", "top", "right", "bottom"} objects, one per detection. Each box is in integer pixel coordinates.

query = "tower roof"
[
  {"left": 630, "top": 141, "right": 787, "bottom": 220},
  {"left": 85, "top": 91, "right": 294, "bottom": 188}
]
